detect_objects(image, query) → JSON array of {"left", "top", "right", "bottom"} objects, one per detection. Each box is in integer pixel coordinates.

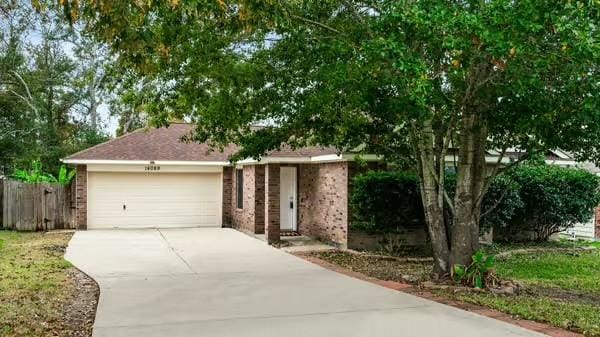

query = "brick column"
[
  {"left": 254, "top": 165, "right": 266, "bottom": 234},
  {"left": 222, "top": 167, "right": 233, "bottom": 227},
  {"left": 264, "top": 164, "right": 280, "bottom": 244},
  {"left": 75, "top": 165, "right": 87, "bottom": 230}
]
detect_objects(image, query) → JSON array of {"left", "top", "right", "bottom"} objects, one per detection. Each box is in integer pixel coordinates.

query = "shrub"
[
  {"left": 11, "top": 160, "right": 75, "bottom": 185},
  {"left": 444, "top": 173, "right": 523, "bottom": 233},
  {"left": 350, "top": 171, "right": 424, "bottom": 233},
  {"left": 499, "top": 164, "right": 600, "bottom": 241},
  {"left": 453, "top": 250, "right": 497, "bottom": 289},
  {"left": 351, "top": 165, "right": 600, "bottom": 243}
]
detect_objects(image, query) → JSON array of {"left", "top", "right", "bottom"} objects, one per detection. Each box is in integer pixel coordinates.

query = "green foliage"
[
  {"left": 443, "top": 249, "right": 600, "bottom": 335},
  {"left": 64, "top": 0, "right": 600, "bottom": 270},
  {"left": 350, "top": 171, "right": 424, "bottom": 233},
  {"left": 352, "top": 170, "right": 521, "bottom": 234},
  {"left": 479, "top": 175, "right": 523, "bottom": 232},
  {"left": 445, "top": 173, "right": 523, "bottom": 233},
  {"left": 12, "top": 160, "right": 57, "bottom": 184},
  {"left": 498, "top": 164, "right": 600, "bottom": 241},
  {"left": 61, "top": 0, "right": 600, "bottom": 162},
  {"left": 11, "top": 160, "right": 75, "bottom": 185},
  {"left": 55, "top": 165, "right": 76, "bottom": 185},
  {"left": 496, "top": 250, "right": 600, "bottom": 296},
  {"left": 0, "top": 2, "right": 111, "bottom": 176},
  {"left": 453, "top": 251, "right": 496, "bottom": 289}
]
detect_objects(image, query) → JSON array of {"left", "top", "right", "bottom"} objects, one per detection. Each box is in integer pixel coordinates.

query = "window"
[{"left": 236, "top": 169, "right": 244, "bottom": 209}]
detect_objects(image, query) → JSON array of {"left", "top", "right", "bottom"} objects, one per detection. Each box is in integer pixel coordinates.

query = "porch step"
[{"left": 279, "top": 235, "right": 337, "bottom": 253}]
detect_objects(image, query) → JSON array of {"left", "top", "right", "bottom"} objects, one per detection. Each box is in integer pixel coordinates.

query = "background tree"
[
  {"left": 71, "top": 33, "right": 111, "bottom": 131},
  {"left": 63, "top": 0, "right": 600, "bottom": 276},
  {"left": 0, "top": 0, "right": 110, "bottom": 175},
  {"left": 105, "top": 70, "right": 152, "bottom": 135}
]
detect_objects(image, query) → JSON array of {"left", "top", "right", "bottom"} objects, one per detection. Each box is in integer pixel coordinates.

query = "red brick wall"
[
  {"left": 75, "top": 165, "right": 87, "bottom": 230},
  {"left": 230, "top": 165, "right": 265, "bottom": 234},
  {"left": 222, "top": 167, "right": 233, "bottom": 226},
  {"left": 265, "top": 164, "right": 280, "bottom": 243},
  {"left": 298, "top": 162, "right": 350, "bottom": 247},
  {"left": 254, "top": 165, "right": 265, "bottom": 233}
]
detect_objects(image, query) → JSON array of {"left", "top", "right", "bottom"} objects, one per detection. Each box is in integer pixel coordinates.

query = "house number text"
[{"left": 145, "top": 165, "right": 161, "bottom": 171}]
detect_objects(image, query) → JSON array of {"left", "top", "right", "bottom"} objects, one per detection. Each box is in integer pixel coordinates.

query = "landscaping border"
[{"left": 294, "top": 252, "right": 583, "bottom": 337}]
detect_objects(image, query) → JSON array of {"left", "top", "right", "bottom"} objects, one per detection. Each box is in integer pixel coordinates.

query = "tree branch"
[
  {"left": 289, "top": 14, "right": 342, "bottom": 34},
  {"left": 480, "top": 186, "right": 510, "bottom": 219}
]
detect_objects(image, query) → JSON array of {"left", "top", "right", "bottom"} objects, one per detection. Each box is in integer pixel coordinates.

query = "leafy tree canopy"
[
  {"left": 63, "top": 0, "right": 600, "bottom": 274},
  {"left": 1, "top": 0, "right": 111, "bottom": 174}
]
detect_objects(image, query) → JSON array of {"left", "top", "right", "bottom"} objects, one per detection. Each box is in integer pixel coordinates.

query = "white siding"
[
  {"left": 88, "top": 172, "right": 221, "bottom": 229},
  {"left": 561, "top": 217, "right": 596, "bottom": 239}
]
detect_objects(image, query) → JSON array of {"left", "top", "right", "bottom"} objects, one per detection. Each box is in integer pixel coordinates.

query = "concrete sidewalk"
[{"left": 65, "top": 228, "right": 546, "bottom": 337}]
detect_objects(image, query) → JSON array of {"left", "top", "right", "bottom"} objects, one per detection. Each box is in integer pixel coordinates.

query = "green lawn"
[
  {"left": 312, "top": 246, "right": 600, "bottom": 336},
  {"left": 0, "top": 231, "right": 75, "bottom": 336},
  {"left": 441, "top": 248, "right": 600, "bottom": 336},
  {"left": 496, "top": 250, "right": 600, "bottom": 295}
]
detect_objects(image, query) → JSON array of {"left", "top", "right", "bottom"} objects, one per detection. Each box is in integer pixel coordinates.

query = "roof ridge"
[{"left": 62, "top": 126, "right": 149, "bottom": 161}]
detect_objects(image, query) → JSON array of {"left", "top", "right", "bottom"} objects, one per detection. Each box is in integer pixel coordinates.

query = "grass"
[
  {"left": 441, "top": 291, "right": 600, "bottom": 336},
  {"left": 446, "top": 248, "right": 600, "bottom": 336},
  {"left": 496, "top": 250, "right": 600, "bottom": 295},
  {"left": 0, "top": 230, "right": 75, "bottom": 337},
  {"left": 312, "top": 245, "right": 600, "bottom": 336}
]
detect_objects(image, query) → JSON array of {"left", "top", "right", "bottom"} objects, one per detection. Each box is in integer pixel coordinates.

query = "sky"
[{"left": 2, "top": 3, "right": 119, "bottom": 137}]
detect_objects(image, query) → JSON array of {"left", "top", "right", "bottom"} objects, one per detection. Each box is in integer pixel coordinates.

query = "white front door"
[{"left": 279, "top": 166, "right": 297, "bottom": 231}]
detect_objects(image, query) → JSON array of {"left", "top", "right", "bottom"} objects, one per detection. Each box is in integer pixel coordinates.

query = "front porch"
[{"left": 223, "top": 162, "right": 365, "bottom": 247}]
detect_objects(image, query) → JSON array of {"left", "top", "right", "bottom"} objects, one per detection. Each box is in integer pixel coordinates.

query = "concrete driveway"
[{"left": 66, "top": 228, "right": 544, "bottom": 337}]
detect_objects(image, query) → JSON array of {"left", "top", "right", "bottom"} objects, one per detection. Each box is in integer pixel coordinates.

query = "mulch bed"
[
  {"left": 61, "top": 268, "right": 100, "bottom": 337},
  {"left": 304, "top": 250, "right": 432, "bottom": 283}
]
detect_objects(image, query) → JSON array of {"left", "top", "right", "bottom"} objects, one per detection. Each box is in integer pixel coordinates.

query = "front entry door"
[{"left": 280, "top": 166, "right": 297, "bottom": 231}]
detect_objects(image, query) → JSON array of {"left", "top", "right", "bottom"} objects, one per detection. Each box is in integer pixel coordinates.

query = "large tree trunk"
[
  {"left": 450, "top": 112, "right": 488, "bottom": 267},
  {"left": 414, "top": 120, "right": 450, "bottom": 276}
]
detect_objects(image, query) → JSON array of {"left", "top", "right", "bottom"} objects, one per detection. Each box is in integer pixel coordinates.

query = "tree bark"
[
  {"left": 450, "top": 112, "right": 488, "bottom": 267},
  {"left": 413, "top": 119, "right": 450, "bottom": 276}
]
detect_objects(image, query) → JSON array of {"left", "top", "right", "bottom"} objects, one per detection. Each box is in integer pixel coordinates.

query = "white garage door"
[{"left": 88, "top": 172, "right": 221, "bottom": 229}]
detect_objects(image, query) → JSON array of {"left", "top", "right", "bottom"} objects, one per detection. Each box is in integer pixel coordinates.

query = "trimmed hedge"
[
  {"left": 445, "top": 173, "right": 523, "bottom": 233},
  {"left": 350, "top": 171, "right": 424, "bottom": 233},
  {"left": 499, "top": 164, "right": 600, "bottom": 241},
  {"left": 350, "top": 164, "right": 600, "bottom": 242}
]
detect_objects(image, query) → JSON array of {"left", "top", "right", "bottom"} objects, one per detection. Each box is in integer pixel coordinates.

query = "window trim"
[{"left": 236, "top": 168, "right": 244, "bottom": 209}]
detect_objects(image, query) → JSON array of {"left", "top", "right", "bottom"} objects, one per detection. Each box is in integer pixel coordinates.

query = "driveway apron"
[{"left": 65, "top": 228, "right": 546, "bottom": 337}]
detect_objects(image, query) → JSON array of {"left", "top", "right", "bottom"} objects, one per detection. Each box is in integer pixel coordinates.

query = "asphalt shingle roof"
[{"left": 65, "top": 123, "right": 338, "bottom": 162}]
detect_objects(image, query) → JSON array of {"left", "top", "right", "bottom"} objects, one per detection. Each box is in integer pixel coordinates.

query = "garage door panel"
[{"left": 88, "top": 172, "right": 221, "bottom": 229}]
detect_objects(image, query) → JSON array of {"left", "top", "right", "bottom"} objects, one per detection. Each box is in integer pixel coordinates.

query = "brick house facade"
[
  {"left": 225, "top": 162, "right": 357, "bottom": 247},
  {"left": 224, "top": 161, "right": 386, "bottom": 247},
  {"left": 75, "top": 165, "right": 87, "bottom": 230},
  {"left": 67, "top": 123, "right": 383, "bottom": 247},
  {"left": 66, "top": 124, "right": 599, "bottom": 244}
]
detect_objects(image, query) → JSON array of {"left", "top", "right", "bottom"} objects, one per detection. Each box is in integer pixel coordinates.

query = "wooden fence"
[{"left": 1, "top": 179, "right": 75, "bottom": 231}]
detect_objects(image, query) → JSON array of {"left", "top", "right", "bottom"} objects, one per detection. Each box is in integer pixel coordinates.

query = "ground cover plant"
[{"left": 0, "top": 231, "right": 98, "bottom": 337}]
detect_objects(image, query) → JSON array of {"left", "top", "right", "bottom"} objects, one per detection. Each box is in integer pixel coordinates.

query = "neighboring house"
[
  {"left": 552, "top": 158, "right": 600, "bottom": 240},
  {"left": 62, "top": 123, "right": 382, "bottom": 247}
]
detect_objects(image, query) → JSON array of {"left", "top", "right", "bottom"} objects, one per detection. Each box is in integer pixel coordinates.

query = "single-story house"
[
  {"left": 63, "top": 123, "right": 599, "bottom": 246},
  {"left": 62, "top": 123, "right": 383, "bottom": 247}
]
